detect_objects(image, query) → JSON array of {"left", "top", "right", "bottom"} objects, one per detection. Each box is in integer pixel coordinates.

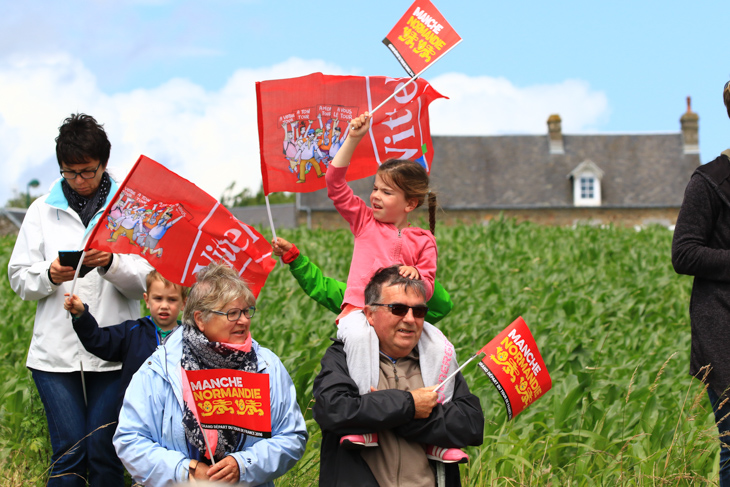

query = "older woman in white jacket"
[{"left": 8, "top": 113, "right": 151, "bottom": 487}]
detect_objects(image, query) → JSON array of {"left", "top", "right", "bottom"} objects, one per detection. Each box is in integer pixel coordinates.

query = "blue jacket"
[
  {"left": 72, "top": 306, "right": 169, "bottom": 412},
  {"left": 113, "top": 328, "right": 308, "bottom": 487}
]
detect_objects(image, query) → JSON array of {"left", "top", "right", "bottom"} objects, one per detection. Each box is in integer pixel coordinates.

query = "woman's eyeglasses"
[
  {"left": 60, "top": 162, "right": 102, "bottom": 180},
  {"left": 210, "top": 306, "right": 256, "bottom": 321},
  {"left": 371, "top": 303, "right": 429, "bottom": 318}
]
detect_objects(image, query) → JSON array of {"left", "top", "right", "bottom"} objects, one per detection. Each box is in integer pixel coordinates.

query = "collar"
[
  {"left": 46, "top": 177, "right": 120, "bottom": 226},
  {"left": 379, "top": 347, "right": 419, "bottom": 364}
]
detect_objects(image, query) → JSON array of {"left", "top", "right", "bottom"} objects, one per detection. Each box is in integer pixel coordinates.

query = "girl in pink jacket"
[{"left": 325, "top": 112, "right": 467, "bottom": 464}]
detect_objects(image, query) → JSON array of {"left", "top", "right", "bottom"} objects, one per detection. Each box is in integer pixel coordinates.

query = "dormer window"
[
  {"left": 580, "top": 176, "right": 595, "bottom": 199},
  {"left": 568, "top": 160, "right": 604, "bottom": 207}
]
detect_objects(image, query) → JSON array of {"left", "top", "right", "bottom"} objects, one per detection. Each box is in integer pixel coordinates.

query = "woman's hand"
[
  {"left": 205, "top": 456, "right": 240, "bottom": 483},
  {"left": 49, "top": 258, "right": 77, "bottom": 284},
  {"left": 63, "top": 293, "right": 85, "bottom": 316},
  {"left": 83, "top": 249, "right": 112, "bottom": 268}
]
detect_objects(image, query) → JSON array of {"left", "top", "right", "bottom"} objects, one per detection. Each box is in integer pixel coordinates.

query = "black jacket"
[
  {"left": 672, "top": 153, "right": 730, "bottom": 394},
  {"left": 312, "top": 339, "right": 484, "bottom": 486},
  {"left": 73, "top": 307, "right": 171, "bottom": 413}
]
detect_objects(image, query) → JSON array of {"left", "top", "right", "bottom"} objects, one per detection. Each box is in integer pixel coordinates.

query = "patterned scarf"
[
  {"left": 181, "top": 324, "right": 258, "bottom": 461},
  {"left": 61, "top": 172, "right": 112, "bottom": 227}
]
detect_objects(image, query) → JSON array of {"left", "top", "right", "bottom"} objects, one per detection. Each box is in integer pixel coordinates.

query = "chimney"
[
  {"left": 680, "top": 96, "right": 699, "bottom": 154},
  {"left": 547, "top": 114, "right": 564, "bottom": 154}
]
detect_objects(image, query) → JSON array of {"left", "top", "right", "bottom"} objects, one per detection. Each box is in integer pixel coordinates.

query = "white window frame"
[{"left": 569, "top": 160, "right": 603, "bottom": 207}]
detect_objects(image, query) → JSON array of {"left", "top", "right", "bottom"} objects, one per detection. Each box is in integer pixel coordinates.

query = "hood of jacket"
[{"left": 695, "top": 153, "right": 730, "bottom": 208}]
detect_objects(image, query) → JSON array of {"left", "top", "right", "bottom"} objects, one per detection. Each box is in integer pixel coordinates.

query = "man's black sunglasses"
[{"left": 371, "top": 303, "right": 429, "bottom": 318}]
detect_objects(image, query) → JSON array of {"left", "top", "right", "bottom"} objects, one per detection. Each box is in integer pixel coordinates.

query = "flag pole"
[
  {"left": 66, "top": 249, "right": 87, "bottom": 320},
  {"left": 197, "top": 421, "right": 217, "bottom": 468},
  {"left": 79, "top": 361, "right": 88, "bottom": 406},
  {"left": 264, "top": 195, "right": 277, "bottom": 241},
  {"left": 432, "top": 350, "right": 483, "bottom": 394},
  {"left": 264, "top": 195, "right": 283, "bottom": 267},
  {"left": 370, "top": 39, "right": 463, "bottom": 116}
]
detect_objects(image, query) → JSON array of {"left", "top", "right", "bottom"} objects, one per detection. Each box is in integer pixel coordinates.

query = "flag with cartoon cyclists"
[
  {"left": 256, "top": 72, "right": 445, "bottom": 195},
  {"left": 84, "top": 155, "right": 275, "bottom": 296}
]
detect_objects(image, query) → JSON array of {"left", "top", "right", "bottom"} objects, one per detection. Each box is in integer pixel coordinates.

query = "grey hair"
[
  {"left": 182, "top": 262, "right": 255, "bottom": 328},
  {"left": 363, "top": 265, "right": 427, "bottom": 313}
]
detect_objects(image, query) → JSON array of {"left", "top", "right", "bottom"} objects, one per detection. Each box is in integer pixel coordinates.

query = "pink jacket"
[{"left": 326, "top": 165, "right": 437, "bottom": 308}]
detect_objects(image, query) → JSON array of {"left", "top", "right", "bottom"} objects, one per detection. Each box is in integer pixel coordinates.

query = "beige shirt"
[{"left": 361, "top": 350, "right": 436, "bottom": 487}]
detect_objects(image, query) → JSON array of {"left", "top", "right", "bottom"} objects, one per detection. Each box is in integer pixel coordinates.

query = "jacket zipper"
[{"left": 391, "top": 361, "right": 399, "bottom": 388}]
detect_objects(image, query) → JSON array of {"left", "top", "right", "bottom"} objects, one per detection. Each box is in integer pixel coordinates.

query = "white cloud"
[
  {"left": 0, "top": 53, "right": 609, "bottom": 206},
  {"left": 0, "top": 54, "right": 345, "bottom": 203},
  {"left": 427, "top": 72, "right": 609, "bottom": 135}
]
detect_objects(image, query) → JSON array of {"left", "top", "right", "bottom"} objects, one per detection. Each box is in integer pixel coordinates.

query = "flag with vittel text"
[
  {"left": 84, "top": 155, "right": 275, "bottom": 296},
  {"left": 383, "top": 0, "right": 462, "bottom": 77},
  {"left": 256, "top": 72, "right": 445, "bottom": 195},
  {"left": 478, "top": 317, "right": 552, "bottom": 420}
]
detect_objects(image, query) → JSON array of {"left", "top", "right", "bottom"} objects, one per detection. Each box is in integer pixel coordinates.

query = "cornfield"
[{"left": 0, "top": 218, "right": 718, "bottom": 486}]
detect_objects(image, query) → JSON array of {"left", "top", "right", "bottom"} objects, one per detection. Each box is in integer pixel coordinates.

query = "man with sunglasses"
[{"left": 313, "top": 266, "right": 484, "bottom": 486}]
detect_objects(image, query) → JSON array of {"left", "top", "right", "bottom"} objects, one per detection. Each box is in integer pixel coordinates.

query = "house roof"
[{"left": 299, "top": 131, "right": 700, "bottom": 211}]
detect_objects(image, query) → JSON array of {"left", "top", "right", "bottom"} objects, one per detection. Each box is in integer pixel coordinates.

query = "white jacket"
[{"left": 8, "top": 178, "right": 152, "bottom": 372}]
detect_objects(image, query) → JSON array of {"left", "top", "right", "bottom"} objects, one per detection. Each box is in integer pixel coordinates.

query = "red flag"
[
  {"left": 383, "top": 0, "right": 462, "bottom": 77},
  {"left": 256, "top": 73, "right": 445, "bottom": 195},
  {"left": 186, "top": 368, "right": 272, "bottom": 438},
  {"left": 85, "top": 155, "right": 275, "bottom": 296},
  {"left": 478, "top": 317, "right": 552, "bottom": 420}
]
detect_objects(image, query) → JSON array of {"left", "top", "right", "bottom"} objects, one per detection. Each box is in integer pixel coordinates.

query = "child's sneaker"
[
  {"left": 425, "top": 445, "right": 469, "bottom": 464},
  {"left": 339, "top": 433, "right": 378, "bottom": 449}
]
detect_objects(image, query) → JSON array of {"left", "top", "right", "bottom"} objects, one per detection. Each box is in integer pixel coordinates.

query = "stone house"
[{"left": 297, "top": 99, "right": 701, "bottom": 228}]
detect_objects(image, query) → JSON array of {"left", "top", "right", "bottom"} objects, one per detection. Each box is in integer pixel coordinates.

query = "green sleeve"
[
  {"left": 288, "top": 254, "right": 346, "bottom": 315},
  {"left": 425, "top": 280, "right": 453, "bottom": 324}
]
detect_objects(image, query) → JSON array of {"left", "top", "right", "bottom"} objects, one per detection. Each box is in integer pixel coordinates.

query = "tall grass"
[{"left": 0, "top": 219, "right": 719, "bottom": 485}]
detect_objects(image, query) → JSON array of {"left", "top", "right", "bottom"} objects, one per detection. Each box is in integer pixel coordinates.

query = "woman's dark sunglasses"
[{"left": 371, "top": 303, "right": 429, "bottom": 318}]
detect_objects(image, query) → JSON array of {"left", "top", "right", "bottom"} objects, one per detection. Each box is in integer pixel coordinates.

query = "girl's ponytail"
[{"left": 428, "top": 190, "right": 437, "bottom": 236}]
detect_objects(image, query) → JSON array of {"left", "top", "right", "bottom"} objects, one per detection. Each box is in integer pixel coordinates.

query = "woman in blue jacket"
[{"left": 113, "top": 262, "right": 307, "bottom": 486}]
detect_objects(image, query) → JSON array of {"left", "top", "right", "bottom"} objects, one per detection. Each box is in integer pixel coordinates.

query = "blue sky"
[{"left": 1, "top": 0, "right": 727, "bottom": 206}]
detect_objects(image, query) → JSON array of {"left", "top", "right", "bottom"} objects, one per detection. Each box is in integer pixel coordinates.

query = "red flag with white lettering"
[
  {"left": 256, "top": 73, "right": 445, "bottom": 195},
  {"left": 185, "top": 368, "right": 272, "bottom": 438},
  {"left": 383, "top": 0, "right": 462, "bottom": 77},
  {"left": 477, "top": 317, "right": 552, "bottom": 420},
  {"left": 84, "top": 155, "right": 274, "bottom": 296}
]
